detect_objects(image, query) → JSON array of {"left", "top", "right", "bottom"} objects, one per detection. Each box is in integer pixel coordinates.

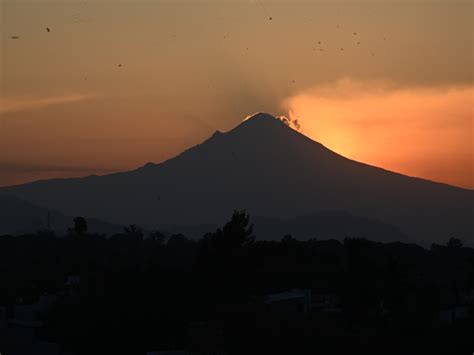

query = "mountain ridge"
[
  {"left": 136, "top": 113, "right": 470, "bottom": 191},
  {"left": 1, "top": 113, "right": 472, "bottom": 245}
]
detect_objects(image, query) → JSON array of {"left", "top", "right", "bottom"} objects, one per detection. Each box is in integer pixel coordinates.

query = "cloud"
[
  {"left": 1, "top": 94, "right": 93, "bottom": 113},
  {"left": 282, "top": 78, "right": 474, "bottom": 188},
  {"left": 277, "top": 115, "right": 301, "bottom": 131}
]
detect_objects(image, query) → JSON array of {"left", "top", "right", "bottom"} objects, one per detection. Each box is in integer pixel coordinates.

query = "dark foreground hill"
[{"left": 1, "top": 113, "right": 472, "bottom": 245}]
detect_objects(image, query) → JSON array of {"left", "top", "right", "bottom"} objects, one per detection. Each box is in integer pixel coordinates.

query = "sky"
[{"left": 1, "top": 0, "right": 473, "bottom": 188}]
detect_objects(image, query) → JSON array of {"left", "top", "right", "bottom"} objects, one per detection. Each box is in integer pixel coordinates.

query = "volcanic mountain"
[{"left": 1, "top": 113, "right": 472, "bottom": 245}]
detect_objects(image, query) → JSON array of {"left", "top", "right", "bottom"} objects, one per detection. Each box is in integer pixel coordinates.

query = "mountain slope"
[{"left": 1, "top": 113, "right": 472, "bottom": 245}]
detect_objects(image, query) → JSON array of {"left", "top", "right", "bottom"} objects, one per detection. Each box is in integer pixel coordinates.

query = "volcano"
[{"left": 1, "top": 113, "right": 472, "bottom": 245}]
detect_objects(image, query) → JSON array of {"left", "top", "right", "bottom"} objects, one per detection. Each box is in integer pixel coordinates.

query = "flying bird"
[
  {"left": 11, "top": 36, "right": 20, "bottom": 39},
  {"left": 46, "top": 27, "right": 50, "bottom": 32}
]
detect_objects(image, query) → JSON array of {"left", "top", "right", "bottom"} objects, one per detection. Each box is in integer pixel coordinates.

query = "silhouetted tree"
[
  {"left": 198, "top": 210, "right": 255, "bottom": 271},
  {"left": 124, "top": 224, "right": 144, "bottom": 240},
  {"left": 281, "top": 234, "right": 296, "bottom": 244},
  {"left": 149, "top": 230, "right": 167, "bottom": 244},
  {"left": 219, "top": 210, "right": 255, "bottom": 250},
  {"left": 446, "top": 237, "right": 463, "bottom": 248},
  {"left": 69, "top": 216, "right": 88, "bottom": 235}
]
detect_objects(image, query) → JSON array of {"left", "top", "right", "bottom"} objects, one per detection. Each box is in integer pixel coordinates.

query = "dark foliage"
[{"left": 0, "top": 211, "right": 473, "bottom": 355}]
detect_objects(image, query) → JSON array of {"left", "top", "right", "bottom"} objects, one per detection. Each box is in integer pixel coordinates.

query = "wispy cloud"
[{"left": 1, "top": 94, "right": 93, "bottom": 113}]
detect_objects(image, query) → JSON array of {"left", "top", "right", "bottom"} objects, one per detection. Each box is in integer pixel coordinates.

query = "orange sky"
[
  {"left": 284, "top": 79, "right": 473, "bottom": 188},
  {"left": 1, "top": 0, "right": 473, "bottom": 188}
]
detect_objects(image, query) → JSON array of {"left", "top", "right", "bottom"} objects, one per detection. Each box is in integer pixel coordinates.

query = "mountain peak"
[
  {"left": 244, "top": 112, "right": 278, "bottom": 121},
  {"left": 242, "top": 112, "right": 283, "bottom": 125},
  {"left": 234, "top": 112, "right": 290, "bottom": 134}
]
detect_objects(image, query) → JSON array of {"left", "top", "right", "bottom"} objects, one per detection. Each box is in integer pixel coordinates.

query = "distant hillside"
[{"left": 0, "top": 194, "right": 122, "bottom": 236}]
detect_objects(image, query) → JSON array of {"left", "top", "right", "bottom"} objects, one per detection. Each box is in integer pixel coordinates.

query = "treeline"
[{"left": 1, "top": 211, "right": 473, "bottom": 354}]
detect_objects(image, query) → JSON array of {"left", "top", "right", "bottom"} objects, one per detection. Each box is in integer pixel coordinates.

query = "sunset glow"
[
  {"left": 2, "top": 2, "right": 473, "bottom": 348},
  {"left": 1, "top": 0, "right": 472, "bottom": 189},
  {"left": 284, "top": 80, "right": 473, "bottom": 188}
]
